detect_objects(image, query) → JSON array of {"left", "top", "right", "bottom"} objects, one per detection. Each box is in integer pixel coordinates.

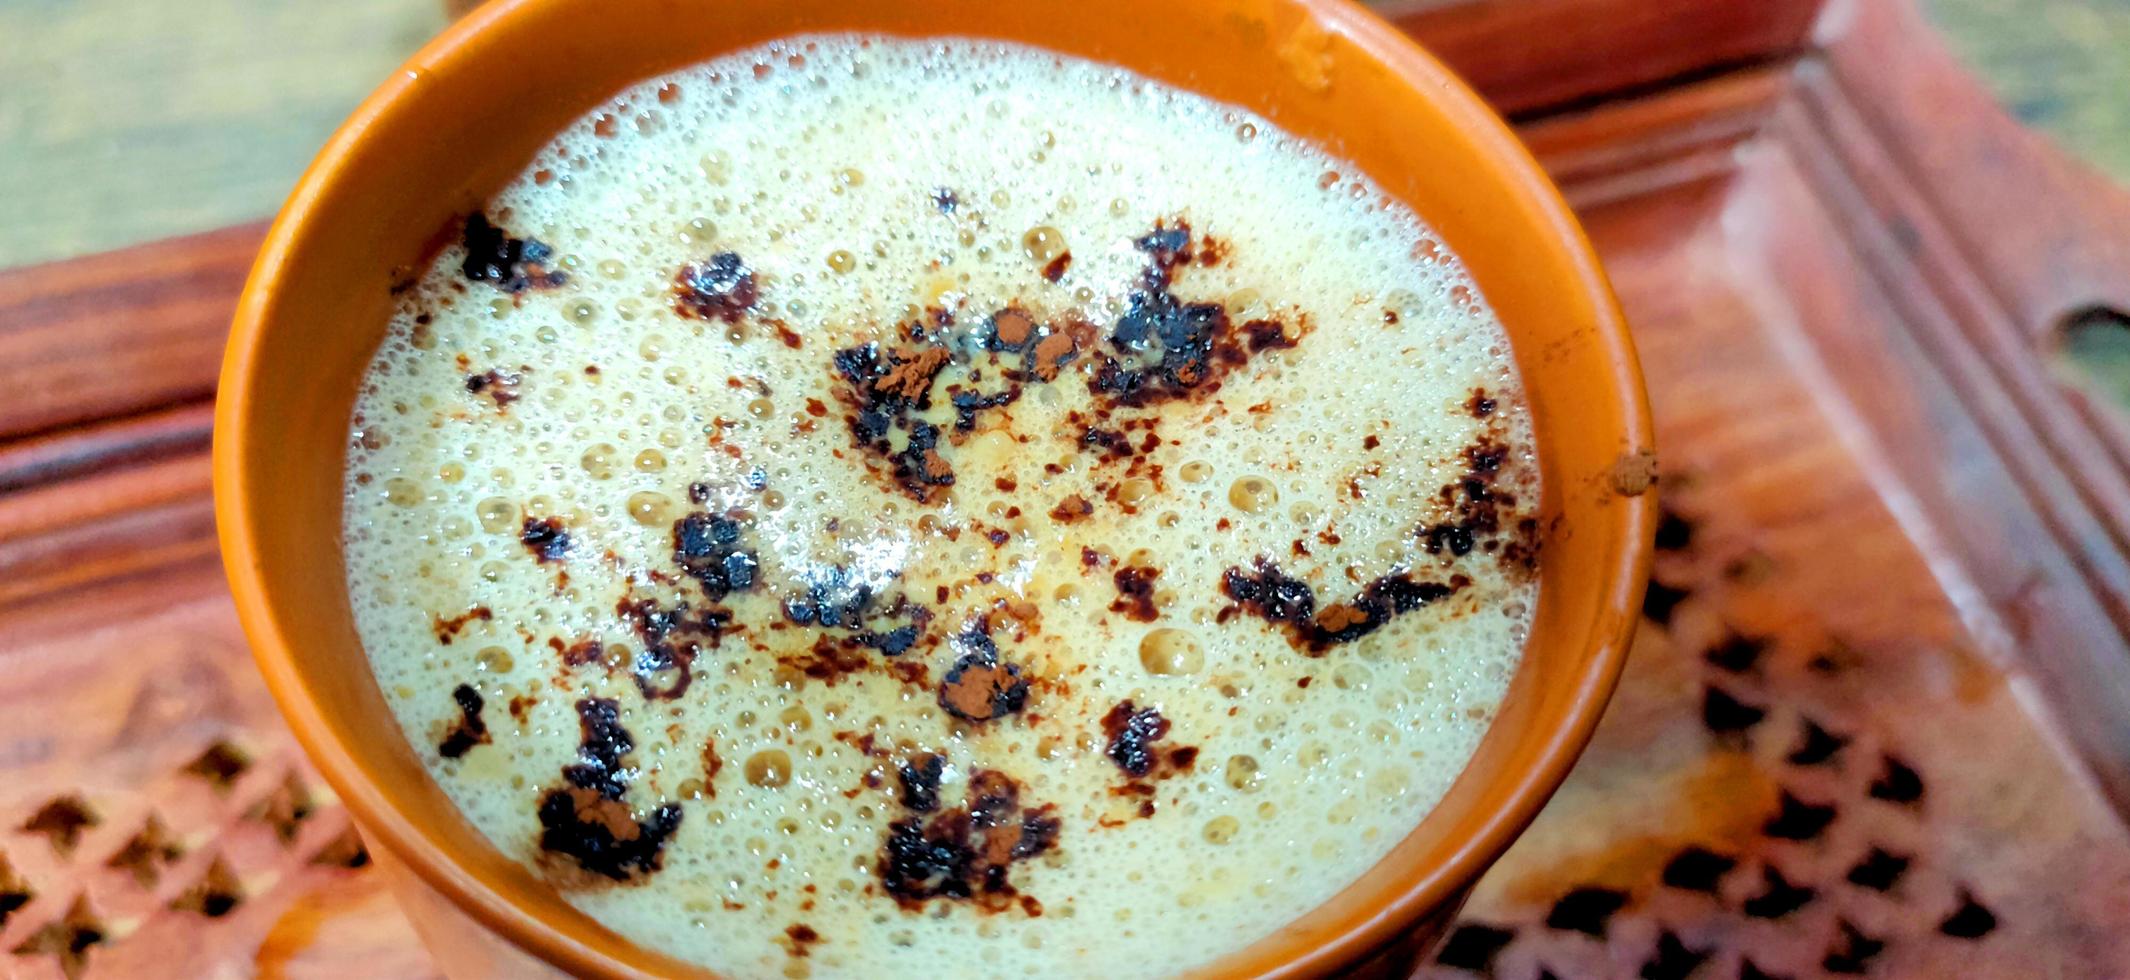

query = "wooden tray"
[{"left": 3, "top": 1, "right": 2128, "bottom": 976}]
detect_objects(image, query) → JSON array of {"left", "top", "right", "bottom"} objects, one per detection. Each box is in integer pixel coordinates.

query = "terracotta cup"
[{"left": 214, "top": 0, "right": 1654, "bottom": 975}]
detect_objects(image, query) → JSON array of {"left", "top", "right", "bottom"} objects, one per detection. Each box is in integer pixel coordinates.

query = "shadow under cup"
[{"left": 213, "top": 0, "right": 1655, "bottom": 975}]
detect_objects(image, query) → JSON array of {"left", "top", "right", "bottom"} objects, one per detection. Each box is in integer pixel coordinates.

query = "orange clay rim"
[{"left": 212, "top": 0, "right": 1654, "bottom": 975}]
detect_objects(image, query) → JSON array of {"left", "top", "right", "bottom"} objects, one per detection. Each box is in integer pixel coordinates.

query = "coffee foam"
[{"left": 344, "top": 35, "right": 1537, "bottom": 978}]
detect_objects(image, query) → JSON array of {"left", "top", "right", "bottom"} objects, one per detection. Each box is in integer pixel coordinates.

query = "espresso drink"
[{"left": 345, "top": 36, "right": 1539, "bottom": 978}]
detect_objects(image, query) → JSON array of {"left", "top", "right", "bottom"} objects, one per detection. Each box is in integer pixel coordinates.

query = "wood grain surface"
[
  {"left": 1425, "top": 65, "right": 2130, "bottom": 979},
  {"left": 1378, "top": 0, "right": 1821, "bottom": 116},
  {"left": 0, "top": 226, "right": 258, "bottom": 442},
  {"left": 3, "top": 0, "right": 2130, "bottom": 976}
]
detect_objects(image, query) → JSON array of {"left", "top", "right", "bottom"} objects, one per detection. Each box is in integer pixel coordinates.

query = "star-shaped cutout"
[
  {"left": 104, "top": 814, "right": 184, "bottom": 887},
  {"left": 11, "top": 896, "right": 107, "bottom": 979},
  {"left": 21, "top": 796, "right": 99, "bottom": 857},
  {"left": 181, "top": 740, "right": 252, "bottom": 793}
]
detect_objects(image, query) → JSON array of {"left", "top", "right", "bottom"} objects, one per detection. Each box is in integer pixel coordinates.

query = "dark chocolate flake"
[
  {"left": 880, "top": 817, "right": 966, "bottom": 902},
  {"left": 672, "top": 511, "right": 760, "bottom": 601},
  {"left": 1101, "top": 700, "right": 1170, "bottom": 778},
  {"left": 1135, "top": 225, "right": 1190, "bottom": 255},
  {"left": 892, "top": 421, "right": 956, "bottom": 500},
  {"left": 783, "top": 564, "right": 875, "bottom": 628},
  {"left": 534, "top": 698, "right": 684, "bottom": 883},
  {"left": 1048, "top": 495, "right": 1094, "bottom": 523},
  {"left": 436, "top": 683, "right": 491, "bottom": 758},
  {"left": 876, "top": 765, "right": 1059, "bottom": 910},
  {"left": 831, "top": 328, "right": 1039, "bottom": 501},
  {"left": 1220, "top": 557, "right": 1463, "bottom": 654},
  {"left": 460, "top": 211, "right": 567, "bottom": 292},
  {"left": 431, "top": 605, "right": 492, "bottom": 645},
  {"left": 898, "top": 754, "right": 946, "bottom": 813},
  {"left": 1109, "top": 565, "right": 1161, "bottom": 622},
  {"left": 868, "top": 624, "right": 921, "bottom": 656},
  {"left": 673, "top": 251, "right": 758, "bottom": 323},
  {"left": 520, "top": 516, "right": 571, "bottom": 563},
  {"left": 1088, "top": 220, "right": 1257, "bottom": 407},
  {"left": 1465, "top": 389, "right": 1497, "bottom": 419},
  {"left": 1414, "top": 435, "right": 1537, "bottom": 577},
  {"left": 536, "top": 789, "right": 683, "bottom": 884},
  {"left": 1079, "top": 424, "right": 1135, "bottom": 460},
  {"left": 614, "top": 594, "right": 726, "bottom": 701},
  {"left": 561, "top": 698, "right": 632, "bottom": 798},
  {"left": 784, "top": 923, "right": 822, "bottom": 957},
  {"left": 1041, "top": 251, "right": 1072, "bottom": 283},
  {"left": 938, "top": 652, "right": 1029, "bottom": 723},
  {"left": 1003, "top": 808, "right": 1060, "bottom": 865},
  {"left": 951, "top": 388, "right": 1020, "bottom": 431},
  {"left": 1239, "top": 318, "right": 1294, "bottom": 353},
  {"left": 1422, "top": 523, "right": 1476, "bottom": 557},
  {"left": 465, "top": 369, "right": 522, "bottom": 409},
  {"left": 1464, "top": 441, "right": 1507, "bottom": 474}
]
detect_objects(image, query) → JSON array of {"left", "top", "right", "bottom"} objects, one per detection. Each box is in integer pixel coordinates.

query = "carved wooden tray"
[{"left": 3, "top": 1, "right": 2128, "bottom": 976}]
